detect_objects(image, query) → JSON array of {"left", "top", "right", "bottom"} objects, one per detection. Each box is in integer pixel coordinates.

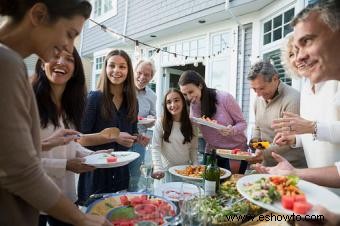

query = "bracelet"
[{"left": 312, "top": 121, "right": 318, "bottom": 141}]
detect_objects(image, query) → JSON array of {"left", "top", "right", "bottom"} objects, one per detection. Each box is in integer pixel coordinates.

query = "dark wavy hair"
[
  {"left": 178, "top": 70, "right": 217, "bottom": 118},
  {"left": 32, "top": 47, "right": 87, "bottom": 130},
  {"left": 162, "top": 88, "right": 194, "bottom": 144},
  {"left": 0, "top": 0, "right": 91, "bottom": 23},
  {"left": 97, "top": 49, "right": 137, "bottom": 123}
]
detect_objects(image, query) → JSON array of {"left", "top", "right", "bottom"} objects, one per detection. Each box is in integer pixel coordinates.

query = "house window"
[
  {"left": 263, "top": 8, "right": 295, "bottom": 45},
  {"left": 263, "top": 50, "right": 292, "bottom": 86},
  {"left": 211, "top": 32, "right": 228, "bottom": 55},
  {"left": 95, "top": 56, "right": 105, "bottom": 71},
  {"left": 92, "top": 55, "right": 105, "bottom": 89},
  {"left": 161, "top": 37, "right": 206, "bottom": 65},
  {"left": 91, "top": 0, "right": 117, "bottom": 25}
]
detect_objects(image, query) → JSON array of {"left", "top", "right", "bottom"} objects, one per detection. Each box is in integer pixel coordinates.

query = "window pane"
[
  {"left": 273, "top": 28, "right": 282, "bottom": 41},
  {"left": 212, "top": 35, "right": 220, "bottom": 53},
  {"left": 104, "top": 0, "right": 113, "bottom": 13},
  {"left": 264, "top": 33, "right": 271, "bottom": 45},
  {"left": 190, "top": 40, "right": 197, "bottom": 56},
  {"left": 221, "top": 34, "right": 228, "bottom": 49},
  {"left": 273, "top": 15, "right": 282, "bottom": 28},
  {"left": 95, "top": 73, "right": 100, "bottom": 86},
  {"left": 169, "top": 45, "right": 175, "bottom": 61},
  {"left": 176, "top": 43, "right": 182, "bottom": 55},
  {"left": 263, "top": 21, "right": 272, "bottom": 33},
  {"left": 198, "top": 39, "right": 205, "bottom": 56},
  {"left": 94, "top": 0, "right": 102, "bottom": 17},
  {"left": 211, "top": 59, "right": 229, "bottom": 90},
  {"left": 148, "top": 50, "right": 154, "bottom": 58},
  {"left": 162, "top": 47, "right": 168, "bottom": 63},
  {"left": 263, "top": 50, "right": 292, "bottom": 86},
  {"left": 284, "top": 8, "right": 295, "bottom": 23},
  {"left": 183, "top": 42, "right": 189, "bottom": 56},
  {"left": 283, "top": 24, "right": 293, "bottom": 37}
]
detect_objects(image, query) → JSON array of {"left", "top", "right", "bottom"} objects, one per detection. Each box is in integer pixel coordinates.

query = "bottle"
[{"left": 203, "top": 149, "right": 220, "bottom": 196}]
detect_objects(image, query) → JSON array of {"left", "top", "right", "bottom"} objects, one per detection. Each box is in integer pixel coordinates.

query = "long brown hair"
[
  {"left": 178, "top": 70, "right": 217, "bottom": 118},
  {"left": 162, "top": 88, "right": 194, "bottom": 144},
  {"left": 32, "top": 47, "right": 86, "bottom": 130},
  {"left": 97, "top": 49, "right": 137, "bottom": 123}
]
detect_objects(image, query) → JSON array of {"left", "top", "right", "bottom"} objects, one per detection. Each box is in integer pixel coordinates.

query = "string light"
[{"left": 89, "top": 19, "right": 260, "bottom": 63}]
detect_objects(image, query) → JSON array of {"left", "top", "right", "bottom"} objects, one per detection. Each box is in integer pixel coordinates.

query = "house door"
[{"left": 163, "top": 68, "right": 184, "bottom": 93}]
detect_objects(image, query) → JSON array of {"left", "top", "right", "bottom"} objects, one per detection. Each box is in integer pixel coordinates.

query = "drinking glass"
[
  {"left": 181, "top": 193, "right": 208, "bottom": 226},
  {"left": 140, "top": 163, "right": 153, "bottom": 192}
]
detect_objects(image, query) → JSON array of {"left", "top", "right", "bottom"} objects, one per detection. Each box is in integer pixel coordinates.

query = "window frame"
[
  {"left": 262, "top": 7, "right": 295, "bottom": 46},
  {"left": 89, "top": 0, "right": 118, "bottom": 28}
]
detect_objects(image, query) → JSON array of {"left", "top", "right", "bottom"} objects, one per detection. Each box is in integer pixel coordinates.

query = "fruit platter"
[{"left": 87, "top": 192, "right": 177, "bottom": 225}]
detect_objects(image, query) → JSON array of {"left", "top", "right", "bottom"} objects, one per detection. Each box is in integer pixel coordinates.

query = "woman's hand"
[
  {"left": 42, "top": 129, "right": 80, "bottom": 151},
  {"left": 136, "top": 134, "right": 150, "bottom": 147},
  {"left": 219, "top": 125, "right": 234, "bottom": 136},
  {"left": 115, "top": 132, "right": 137, "bottom": 148},
  {"left": 273, "top": 132, "right": 296, "bottom": 146},
  {"left": 66, "top": 158, "right": 95, "bottom": 174},
  {"left": 272, "top": 112, "right": 315, "bottom": 135}
]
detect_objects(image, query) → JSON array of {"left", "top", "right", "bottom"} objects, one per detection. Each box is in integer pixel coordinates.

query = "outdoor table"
[{"left": 148, "top": 171, "right": 294, "bottom": 226}]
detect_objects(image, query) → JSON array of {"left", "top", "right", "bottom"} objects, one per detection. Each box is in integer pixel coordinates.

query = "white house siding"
[
  {"left": 80, "top": 0, "right": 310, "bottom": 137},
  {"left": 236, "top": 23, "right": 252, "bottom": 123}
]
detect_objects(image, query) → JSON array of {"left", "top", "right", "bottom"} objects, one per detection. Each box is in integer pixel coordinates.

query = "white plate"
[
  {"left": 168, "top": 165, "right": 231, "bottom": 181},
  {"left": 138, "top": 118, "right": 156, "bottom": 125},
  {"left": 236, "top": 174, "right": 340, "bottom": 216},
  {"left": 191, "top": 117, "right": 227, "bottom": 130},
  {"left": 84, "top": 151, "right": 140, "bottom": 168},
  {"left": 154, "top": 182, "right": 203, "bottom": 201},
  {"left": 216, "top": 149, "right": 255, "bottom": 161}
]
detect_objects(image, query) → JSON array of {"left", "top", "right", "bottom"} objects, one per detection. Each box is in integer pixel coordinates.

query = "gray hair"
[
  {"left": 247, "top": 60, "right": 279, "bottom": 82},
  {"left": 134, "top": 59, "right": 156, "bottom": 77},
  {"left": 291, "top": 0, "right": 340, "bottom": 32},
  {"left": 280, "top": 33, "right": 301, "bottom": 79}
]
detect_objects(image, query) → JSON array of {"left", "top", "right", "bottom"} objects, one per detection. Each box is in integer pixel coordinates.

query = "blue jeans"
[{"left": 128, "top": 143, "right": 146, "bottom": 191}]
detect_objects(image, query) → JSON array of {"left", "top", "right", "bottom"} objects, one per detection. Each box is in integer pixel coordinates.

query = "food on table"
[
  {"left": 217, "top": 148, "right": 252, "bottom": 156},
  {"left": 201, "top": 115, "right": 218, "bottom": 124},
  {"left": 244, "top": 175, "right": 312, "bottom": 214},
  {"left": 137, "top": 116, "right": 144, "bottom": 120},
  {"left": 88, "top": 194, "right": 176, "bottom": 225},
  {"left": 195, "top": 175, "right": 263, "bottom": 224},
  {"left": 175, "top": 165, "right": 205, "bottom": 178},
  {"left": 249, "top": 138, "right": 270, "bottom": 151},
  {"left": 174, "top": 165, "right": 225, "bottom": 178},
  {"left": 106, "top": 156, "right": 117, "bottom": 163}
]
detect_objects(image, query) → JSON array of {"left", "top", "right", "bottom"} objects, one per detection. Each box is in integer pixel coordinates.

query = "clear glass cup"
[
  {"left": 140, "top": 163, "right": 153, "bottom": 192},
  {"left": 180, "top": 194, "right": 208, "bottom": 226}
]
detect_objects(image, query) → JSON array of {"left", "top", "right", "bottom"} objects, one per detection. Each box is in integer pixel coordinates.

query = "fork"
[{"left": 223, "top": 197, "right": 246, "bottom": 208}]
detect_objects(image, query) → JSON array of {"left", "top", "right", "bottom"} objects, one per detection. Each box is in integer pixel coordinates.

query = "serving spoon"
[{"left": 80, "top": 127, "right": 120, "bottom": 139}]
